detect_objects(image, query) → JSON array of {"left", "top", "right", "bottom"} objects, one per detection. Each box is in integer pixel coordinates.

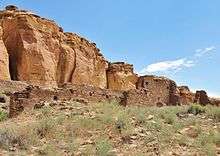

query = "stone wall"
[
  {"left": 9, "top": 84, "right": 123, "bottom": 117},
  {"left": 136, "top": 75, "right": 179, "bottom": 106},
  {"left": 0, "top": 80, "right": 28, "bottom": 93}
]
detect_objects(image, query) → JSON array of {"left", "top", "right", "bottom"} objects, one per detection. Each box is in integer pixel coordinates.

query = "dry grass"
[{"left": 0, "top": 102, "right": 219, "bottom": 155}]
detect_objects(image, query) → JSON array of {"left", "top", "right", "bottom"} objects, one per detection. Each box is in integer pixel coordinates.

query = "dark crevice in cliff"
[
  {"left": 67, "top": 48, "right": 77, "bottom": 83},
  {"left": 8, "top": 53, "right": 18, "bottom": 80},
  {"left": 2, "top": 26, "right": 21, "bottom": 81}
]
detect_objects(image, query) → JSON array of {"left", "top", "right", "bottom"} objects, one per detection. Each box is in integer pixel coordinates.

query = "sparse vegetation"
[
  {"left": 188, "top": 104, "right": 206, "bottom": 115},
  {"left": 0, "top": 102, "right": 219, "bottom": 155},
  {"left": 96, "top": 138, "right": 113, "bottom": 156},
  {"left": 0, "top": 111, "right": 7, "bottom": 122}
]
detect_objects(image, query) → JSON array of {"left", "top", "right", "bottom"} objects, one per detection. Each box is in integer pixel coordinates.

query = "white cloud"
[
  {"left": 139, "top": 46, "right": 216, "bottom": 75},
  {"left": 139, "top": 58, "right": 195, "bottom": 75},
  {"left": 194, "top": 46, "right": 216, "bottom": 57}
]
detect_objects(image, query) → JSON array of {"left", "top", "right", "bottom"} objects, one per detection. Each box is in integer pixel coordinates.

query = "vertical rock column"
[
  {"left": 106, "top": 62, "right": 138, "bottom": 91},
  {"left": 0, "top": 26, "right": 10, "bottom": 80}
]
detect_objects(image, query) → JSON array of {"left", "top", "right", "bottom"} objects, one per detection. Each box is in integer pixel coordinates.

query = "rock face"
[
  {"left": 63, "top": 33, "right": 108, "bottom": 88},
  {"left": 178, "top": 86, "right": 194, "bottom": 105},
  {"left": 0, "top": 6, "right": 218, "bottom": 108},
  {"left": 0, "top": 7, "right": 108, "bottom": 88},
  {"left": 194, "top": 90, "right": 210, "bottom": 105},
  {"left": 107, "top": 62, "right": 138, "bottom": 91},
  {"left": 0, "top": 26, "right": 10, "bottom": 80}
]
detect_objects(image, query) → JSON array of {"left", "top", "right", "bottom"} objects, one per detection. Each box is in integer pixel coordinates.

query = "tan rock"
[
  {"left": 0, "top": 8, "right": 108, "bottom": 88},
  {"left": 178, "top": 86, "right": 194, "bottom": 105},
  {"left": 0, "top": 26, "right": 10, "bottom": 80},
  {"left": 64, "top": 33, "right": 108, "bottom": 88},
  {"left": 107, "top": 62, "right": 138, "bottom": 91}
]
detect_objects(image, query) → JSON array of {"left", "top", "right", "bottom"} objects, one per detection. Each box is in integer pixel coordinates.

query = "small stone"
[
  {"left": 147, "top": 115, "right": 154, "bottom": 120},
  {"left": 130, "top": 135, "right": 138, "bottom": 140},
  {"left": 9, "top": 147, "right": 16, "bottom": 152}
]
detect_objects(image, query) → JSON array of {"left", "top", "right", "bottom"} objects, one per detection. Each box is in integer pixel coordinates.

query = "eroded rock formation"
[
  {"left": 107, "top": 62, "right": 138, "bottom": 91},
  {"left": 0, "top": 26, "right": 10, "bottom": 80},
  {"left": 0, "top": 5, "right": 218, "bottom": 113},
  {"left": 178, "top": 86, "right": 194, "bottom": 105},
  {"left": 194, "top": 90, "right": 210, "bottom": 105},
  {"left": 0, "top": 6, "right": 108, "bottom": 88}
]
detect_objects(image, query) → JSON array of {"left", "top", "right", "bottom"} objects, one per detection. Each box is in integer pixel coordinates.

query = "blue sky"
[{"left": 1, "top": 1, "right": 219, "bottom": 97}]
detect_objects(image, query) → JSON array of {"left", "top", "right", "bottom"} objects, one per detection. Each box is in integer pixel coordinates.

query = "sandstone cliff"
[
  {"left": 0, "top": 6, "right": 218, "bottom": 107},
  {"left": 0, "top": 6, "right": 108, "bottom": 88},
  {"left": 107, "top": 62, "right": 138, "bottom": 91}
]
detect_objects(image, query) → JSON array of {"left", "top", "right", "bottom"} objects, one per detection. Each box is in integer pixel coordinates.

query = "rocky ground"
[{"left": 0, "top": 98, "right": 220, "bottom": 156}]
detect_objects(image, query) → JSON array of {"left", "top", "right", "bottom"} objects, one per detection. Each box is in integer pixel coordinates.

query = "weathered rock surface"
[
  {"left": 107, "top": 62, "right": 138, "bottom": 91},
  {"left": 0, "top": 5, "right": 218, "bottom": 108},
  {"left": 0, "top": 7, "right": 108, "bottom": 88},
  {"left": 136, "top": 75, "right": 180, "bottom": 105},
  {"left": 194, "top": 90, "right": 210, "bottom": 105},
  {"left": 178, "top": 86, "right": 194, "bottom": 105},
  {"left": 0, "top": 26, "right": 10, "bottom": 80}
]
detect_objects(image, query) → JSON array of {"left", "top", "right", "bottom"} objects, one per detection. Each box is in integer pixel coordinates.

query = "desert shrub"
[
  {"left": 158, "top": 124, "right": 175, "bottom": 145},
  {"left": 95, "top": 102, "right": 133, "bottom": 135},
  {"left": 213, "top": 132, "right": 220, "bottom": 146},
  {"left": 38, "top": 106, "right": 53, "bottom": 118},
  {"left": 37, "top": 144, "right": 61, "bottom": 156},
  {"left": 163, "top": 112, "right": 176, "bottom": 124},
  {"left": 76, "top": 117, "right": 101, "bottom": 130},
  {"left": 96, "top": 139, "right": 113, "bottom": 156},
  {"left": 35, "top": 118, "right": 57, "bottom": 138},
  {"left": 158, "top": 108, "right": 177, "bottom": 125},
  {"left": 187, "top": 104, "right": 205, "bottom": 115},
  {"left": 0, "top": 127, "right": 21, "bottom": 149},
  {"left": 194, "top": 132, "right": 217, "bottom": 156},
  {"left": 115, "top": 110, "right": 134, "bottom": 135},
  {"left": 0, "top": 111, "right": 7, "bottom": 122},
  {"left": 127, "top": 107, "right": 147, "bottom": 124},
  {"left": 95, "top": 102, "right": 123, "bottom": 125},
  {"left": 0, "top": 125, "right": 38, "bottom": 149},
  {"left": 205, "top": 105, "right": 220, "bottom": 122},
  {"left": 175, "top": 135, "right": 190, "bottom": 147}
]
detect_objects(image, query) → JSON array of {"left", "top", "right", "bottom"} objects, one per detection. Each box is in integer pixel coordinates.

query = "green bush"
[
  {"left": 188, "top": 104, "right": 205, "bottom": 115},
  {"left": 0, "top": 111, "right": 7, "bottom": 122},
  {"left": 96, "top": 139, "right": 113, "bottom": 156}
]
